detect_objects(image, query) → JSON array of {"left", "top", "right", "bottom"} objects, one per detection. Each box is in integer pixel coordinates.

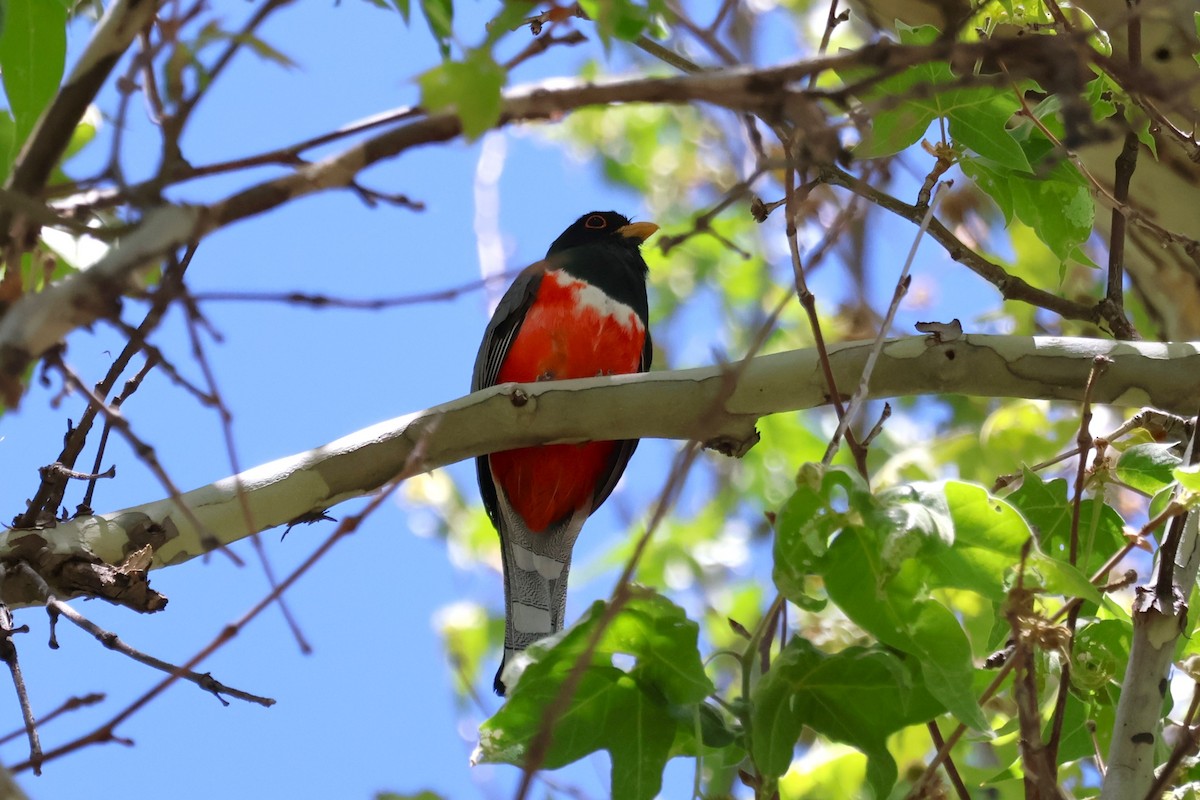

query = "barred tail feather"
[{"left": 493, "top": 496, "right": 587, "bottom": 696}]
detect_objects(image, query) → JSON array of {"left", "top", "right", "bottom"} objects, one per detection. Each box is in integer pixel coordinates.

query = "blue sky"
[
  {"left": 0, "top": 2, "right": 638, "bottom": 797},
  {"left": 0, "top": 2, "right": 1007, "bottom": 798}
]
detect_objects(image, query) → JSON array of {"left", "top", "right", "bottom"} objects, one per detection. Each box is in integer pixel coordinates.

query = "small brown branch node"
[{"left": 347, "top": 180, "right": 426, "bottom": 211}]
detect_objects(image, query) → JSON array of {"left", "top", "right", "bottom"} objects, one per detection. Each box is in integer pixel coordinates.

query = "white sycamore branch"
[{"left": 2, "top": 334, "right": 1197, "bottom": 611}]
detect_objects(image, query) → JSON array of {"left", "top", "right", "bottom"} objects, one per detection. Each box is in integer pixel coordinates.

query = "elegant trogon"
[{"left": 472, "top": 211, "right": 657, "bottom": 695}]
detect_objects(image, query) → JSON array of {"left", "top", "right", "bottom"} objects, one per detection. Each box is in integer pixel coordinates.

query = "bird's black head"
[{"left": 546, "top": 211, "right": 658, "bottom": 257}]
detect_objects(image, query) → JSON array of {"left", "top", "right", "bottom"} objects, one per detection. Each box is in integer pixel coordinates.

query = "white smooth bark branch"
[
  {"left": 1101, "top": 514, "right": 1200, "bottom": 799},
  {"left": 2, "top": 335, "right": 1197, "bottom": 609}
]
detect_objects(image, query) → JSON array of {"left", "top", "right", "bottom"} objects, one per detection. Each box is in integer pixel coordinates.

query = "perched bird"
[{"left": 472, "top": 211, "right": 657, "bottom": 695}]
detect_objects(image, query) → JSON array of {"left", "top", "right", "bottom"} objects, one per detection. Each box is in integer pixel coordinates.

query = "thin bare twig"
[
  {"left": 656, "top": 169, "right": 766, "bottom": 255},
  {"left": 79, "top": 358, "right": 155, "bottom": 514},
  {"left": 784, "top": 165, "right": 868, "bottom": 476},
  {"left": 13, "top": 244, "right": 198, "bottom": 529},
  {"left": 927, "top": 721, "right": 971, "bottom": 800},
  {"left": 1047, "top": 356, "right": 1111, "bottom": 770},
  {"left": 823, "top": 181, "right": 946, "bottom": 465},
  {"left": 20, "top": 563, "right": 273, "bottom": 707},
  {"left": 46, "top": 352, "right": 219, "bottom": 558},
  {"left": 818, "top": 163, "right": 1114, "bottom": 329},
  {"left": 179, "top": 289, "right": 312, "bottom": 652},
  {"left": 0, "top": 693, "right": 104, "bottom": 746},
  {"left": 0, "top": 567, "right": 40, "bottom": 774},
  {"left": 188, "top": 270, "right": 519, "bottom": 310}
]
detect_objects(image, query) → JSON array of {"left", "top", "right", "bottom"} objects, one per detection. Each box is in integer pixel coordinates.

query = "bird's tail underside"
[{"left": 493, "top": 501, "right": 587, "bottom": 695}]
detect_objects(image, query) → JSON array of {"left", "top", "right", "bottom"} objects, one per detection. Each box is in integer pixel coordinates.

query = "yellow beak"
[{"left": 617, "top": 221, "right": 659, "bottom": 243}]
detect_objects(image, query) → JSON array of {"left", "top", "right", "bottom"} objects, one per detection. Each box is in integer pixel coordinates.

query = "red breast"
[{"left": 490, "top": 269, "right": 646, "bottom": 531}]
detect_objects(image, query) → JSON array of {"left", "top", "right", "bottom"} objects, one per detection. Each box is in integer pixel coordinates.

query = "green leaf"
[
  {"left": 846, "top": 22, "right": 1028, "bottom": 169},
  {"left": 1116, "top": 442, "right": 1182, "bottom": 495},
  {"left": 927, "top": 480, "right": 1030, "bottom": 600},
  {"left": 776, "top": 475, "right": 997, "bottom": 730},
  {"left": 0, "top": 111, "right": 15, "bottom": 183},
  {"left": 823, "top": 518, "right": 986, "bottom": 730},
  {"left": 1006, "top": 471, "right": 1124, "bottom": 582},
  {"left": 751, "top": 640, "right": 941, "bottom": 797},
  {"left": 0, "top": 0, "right": 67, "bottom": 146},
  {"left": 855, "top": 103, "right": 935, "bottom": 159},
  {"left": 1072, "top": 619, "right": 1130, "bottom": 693},
  {"left": 418, "top": 49, "right": 505, "bottom": 139},
  {"left": 1009, "top": 159, "right": 1094, "bottom": 264},
  {"left": 876, "top": 482, "right": 955, "bottom": 552},
  {"left": 1175, "top": 463, "right": 1200, "bottom": 494},
  {"left": 777, "top": 743, "right": 867, "bottom": 800},
  {"left": 772, "top": 464, "right": 872, "bottom": 608},
  {"left": 364, "top": 0, "right": 411, "bottom": 23},
  {"left": 947, "top": 92, "right": 1030, "bottom": 172},
  {"left": 961, "top": 156, "right": 1015, "bottom": 222},
  {"left": 476, "top": 592, "right": 713, "bottom": 800},
  {"left": 578, "top": 0, "right": 659, "bottom": 44},
  {"left": 420, "top": 0, "right": 453, "bottom": 56},
  {"left": 896, "top": 21, "right": 939, "bottom": 46}
]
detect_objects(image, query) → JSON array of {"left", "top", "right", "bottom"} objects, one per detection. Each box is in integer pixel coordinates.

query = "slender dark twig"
[
  {"left": 927, "top": 721, "right": 971, "bottom": 800},
  {"left": 0, "top": 567, "right": 40, "bottom": 774},
  {"left": 14, "top": 244, "right": 197, "bottom": 529},
  {"left": 179, "top": 291, "right": 311, "bottom": 652},
  {"left": 19, "top": 563, "right": 273, "bottom": 707},
  {"left": 80, "top": 356, "right": 157, "bottom": 515}
]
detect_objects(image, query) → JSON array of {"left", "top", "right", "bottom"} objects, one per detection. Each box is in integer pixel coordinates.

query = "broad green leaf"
[
  {"left": 0, "top": 0, "right": 67, "bottom": 146},
  {"left": 876, "top": 482, "right": 955, "bottom": 552},
  {"left": 1149, "top": 484, "right": 1177, "bottom": 529},
  {"left": 848, "top": 22, "right": 1028, "bottom": 169},
  {"left": 896, "top": 21, "right": 939, "bottom": 46},
  {"left": 578, "top": 0, "right": 660, "bottom": 44},
  {"left": 947, "top": 92, "right": 1030, "bottom": 172},
  {"left": 418, "top": 49, "right": 505, "bottom": 139},
  {"left": 823, "top": 520, "right": 987, "bottom": 730},
  {"left": 1009, "top": 159, "right": 1094, "bottom": 265},
  {"left": 906, "top": 600, "right": 987, "bottom": 729},
  {"left": 751, "top": 640, "right": 942, "bottom": 797},
  {"left": 837, "top": 24, "right": 941, "bottom": 158},
  {"left": 773, "top": 464, "right": 872, "bottom": 608},
  {"left": 961, "top": 156, "right": 1015, "bottom": 222},
  {"left": 777, "top": 475, "right": 992, "bottom": 729},
  {"left": 855, "top": 104, "right": 935, "bottom": 159},
  {"left": 1043, "top": 692, "right": 1097, "bottom": 765},
  {"left": 1117, "top": 442, "right": 1182, "bottom": 495},
  {"left": 961, "top": 82, "right": 1095, "bottom": 265},
  {"left": 1005, "top": 471, "right": 1124, "bottom": 583},
  {"left": 476, "top": 592, "right": 713, "bottom": 800},
  {"left": 927, "top": 480, "right": 1030, "bottom": 600}
]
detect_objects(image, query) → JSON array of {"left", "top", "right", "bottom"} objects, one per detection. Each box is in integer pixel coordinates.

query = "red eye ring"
[{"left": 584, "top": 214, "right": 607, "bottom": 229}]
